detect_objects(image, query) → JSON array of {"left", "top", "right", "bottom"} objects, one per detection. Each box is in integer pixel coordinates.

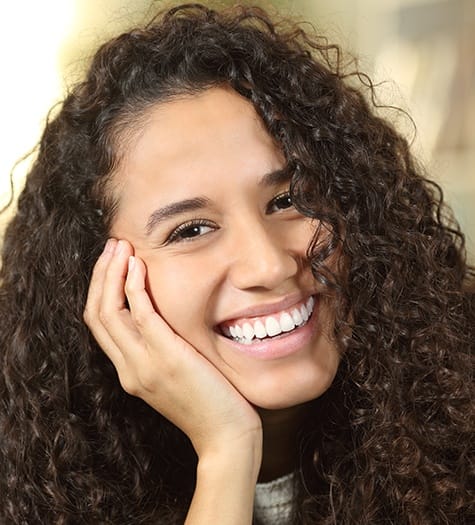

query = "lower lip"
[{"left": 219, "top": 297, "right": 319, "bottom": 360}]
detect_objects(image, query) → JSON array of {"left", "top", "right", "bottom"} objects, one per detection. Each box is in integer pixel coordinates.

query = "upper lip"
[{"left": 217, "top": 292, "right": 316, "bottom": 325}]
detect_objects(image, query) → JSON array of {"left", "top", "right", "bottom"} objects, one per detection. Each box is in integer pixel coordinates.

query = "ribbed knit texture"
[{"left": 254, "top": 472, "right": 295, "bottom": 524}]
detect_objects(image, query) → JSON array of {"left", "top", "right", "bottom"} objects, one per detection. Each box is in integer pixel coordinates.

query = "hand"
[{"left": 83, "top": 238, "right": 262, "bottom": 460}]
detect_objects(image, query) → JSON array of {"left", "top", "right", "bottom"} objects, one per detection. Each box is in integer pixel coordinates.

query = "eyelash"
[
  {"left": 165, "top": 190, "right": 294, "bottom": 244},
  {"left": 166, "top": 219, "right": 216, "bottom": 243}
]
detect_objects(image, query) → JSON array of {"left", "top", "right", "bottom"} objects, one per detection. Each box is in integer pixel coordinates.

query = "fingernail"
[
  {"left": 128, "top": 256, "right": 136, "bottom": 272},
  {"left": 116, "top": 240, "right": 126, "bottom": 254},
  {"left": 104, "top": 238, "right": 116, "bottom": 254}
]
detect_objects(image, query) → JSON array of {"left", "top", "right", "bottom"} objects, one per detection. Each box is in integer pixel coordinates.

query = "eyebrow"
[
  {"left": 145, "top": 167, "right": 292, "bottom": 235},
  {"left": 258, "top": 167, "right": 292, "bottom": 188},
  {"left": 145, "top": 197, "right": 211, "bottom": 235}
]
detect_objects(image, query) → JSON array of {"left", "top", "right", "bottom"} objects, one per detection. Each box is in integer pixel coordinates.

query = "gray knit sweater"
[{"left": 254, "top": 472, "right": 295, "bottom": 524}]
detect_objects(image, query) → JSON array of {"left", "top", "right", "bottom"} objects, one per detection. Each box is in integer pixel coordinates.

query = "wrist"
[
  {"left": 197, "top": 428, "right": 263, "bottom": 482},
  {"left": 186, "top": 435, "right": 261, "bottom": 524}
]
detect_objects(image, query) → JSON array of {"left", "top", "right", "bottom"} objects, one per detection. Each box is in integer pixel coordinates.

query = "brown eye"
[
  {"left": 267, "top": 191, "right": 293, "bottom": 213},
  {"left": 167, "top": 220, "right": 216, "bottom": 243}
]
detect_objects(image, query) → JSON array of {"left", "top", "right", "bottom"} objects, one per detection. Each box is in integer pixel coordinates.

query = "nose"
[{"left": 228, "top": 221, "right": 300, "bottom": 291}]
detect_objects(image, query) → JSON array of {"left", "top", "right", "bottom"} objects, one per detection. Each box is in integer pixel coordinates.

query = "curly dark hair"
[{"left": 1, "top": 3, "right": 473, "bottom": 524}]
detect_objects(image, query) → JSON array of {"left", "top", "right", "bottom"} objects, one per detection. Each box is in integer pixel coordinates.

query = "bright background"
[{"left": 1, "top": 0, "right": 474, "bottom": 259}]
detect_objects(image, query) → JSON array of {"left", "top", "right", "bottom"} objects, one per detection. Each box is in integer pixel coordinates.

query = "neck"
[{"left": 257, "top": 402, "right": 312, "bottom": 482}]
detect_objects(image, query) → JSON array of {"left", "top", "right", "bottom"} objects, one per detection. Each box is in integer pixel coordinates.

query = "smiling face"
[{"left": 110, "top": 87, "right": 340, "bottom": 409}]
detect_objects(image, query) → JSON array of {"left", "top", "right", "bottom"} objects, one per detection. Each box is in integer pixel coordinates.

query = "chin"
[{"left": 244, "top": 374, "right": 338, "bottom": 411}]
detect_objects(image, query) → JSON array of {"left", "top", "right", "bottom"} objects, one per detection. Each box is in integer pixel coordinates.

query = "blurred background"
[{"left": 1, "top": 0, "right": 474, "bottom": 258}]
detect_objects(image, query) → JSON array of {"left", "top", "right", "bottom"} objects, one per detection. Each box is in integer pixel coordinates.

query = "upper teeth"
[{"left": 224, "top": 296, "right": 315, "bottom": 344}]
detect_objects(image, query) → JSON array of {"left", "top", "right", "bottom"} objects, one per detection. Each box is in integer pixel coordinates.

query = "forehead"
[{"left": 111, "top": 87, "right": 285, "bottom": 199}]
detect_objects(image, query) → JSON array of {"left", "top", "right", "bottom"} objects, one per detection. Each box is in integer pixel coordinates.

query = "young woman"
[{"left": 0, "top": 3, "right": 473, "bottom": 524}]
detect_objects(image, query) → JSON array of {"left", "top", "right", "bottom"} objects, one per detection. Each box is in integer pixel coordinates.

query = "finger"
[
  {"left": 100, "top": 239, "right": 133, "bottom": 313},
  {"left": 125, "top": 255, "right": 167, "bottom": 333},
  {"left": 96, "top": 241, "right": 148, "bottom": 359},
  {"left": 90, "top": 324, "right": 128, "bottom": 372},
  {"left": 125, "top": 255, "right": 182, "bottom": 356},
  {"left": 84, "top": 238, "right": 117, "bottom": 322},
  {"left": 83, "top": 238, "right": 129, "bottom": 368}
]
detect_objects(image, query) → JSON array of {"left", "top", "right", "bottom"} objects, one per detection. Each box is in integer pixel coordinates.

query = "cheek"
[
  {"left": 142, "top": 255, "right": 212, "bottom": 338},
  {"left": 283, "top": 217, "right": 316, "bottom": 253}
]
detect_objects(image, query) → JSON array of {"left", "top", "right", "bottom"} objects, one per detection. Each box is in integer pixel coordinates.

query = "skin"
[{"left": 84, "top": 87, "right": 340, "bottom": 523}]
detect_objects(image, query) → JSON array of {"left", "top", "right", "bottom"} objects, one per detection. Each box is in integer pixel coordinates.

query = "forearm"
[{"left": 185, "top": 436, "right": 262, "bottom": 524}]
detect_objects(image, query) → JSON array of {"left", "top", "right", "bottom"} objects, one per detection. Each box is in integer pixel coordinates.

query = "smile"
[{"left": 219, "top": 296, "right": 315, "bottom": 345}]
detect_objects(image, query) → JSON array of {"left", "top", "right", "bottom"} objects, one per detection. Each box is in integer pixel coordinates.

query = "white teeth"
[
  {"left": 291, "top": 308, "right": 303, "bottom": 326},
  {"left": 306, "top": 296, "right": 315, "bottom": 312},
  {"left": 265, "top": 317, "right": 281, "bottom": 337},
  {"left": 254, "top": 320, "right": 267, "bottom": 339},
  {"left": 280, "top": 312, "right": 295, "bottom": 332},
  {"left": 242, "top": 323, "right": 254, "bottom": 341},
  {"left": 224, "top": 296, "right": 315, "bottom": 344}
]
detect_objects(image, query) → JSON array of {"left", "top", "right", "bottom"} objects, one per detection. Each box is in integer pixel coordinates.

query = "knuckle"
[
  {"left": 98, "top": 309, "right": 114, "bottom": 328},
  {"left": 83, "top": 304, "right": 100, "bottom": 328},
  {"left": 138, "top": 368, "right": 160, "bottom": 392},
  {"left": 83, "top": 307, "right": 92, "bottom": 325},
  {"left": 124, "top": 279, "right": 133, "bottom": 296},
  {"left": 119, "top": 369, "right": 158, "bottom": 398},
  {"left": 119, "top": 376, "right": 139, "bottom": 396},
  {"left": 131, "top": 310, "right": 151, "bottom": 331}
]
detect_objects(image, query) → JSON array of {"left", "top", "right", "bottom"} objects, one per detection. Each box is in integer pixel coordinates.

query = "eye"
[
  {"left": 267, "top": 191, "right": 294, "bottom": 213},
  {"left": 166, "top": 220, "right": 217, "bottom": 243}
]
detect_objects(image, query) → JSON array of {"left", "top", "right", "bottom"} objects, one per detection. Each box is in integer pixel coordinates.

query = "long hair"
[{"left": 1, "top": 4, "right": 473, "bottom": 524}]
